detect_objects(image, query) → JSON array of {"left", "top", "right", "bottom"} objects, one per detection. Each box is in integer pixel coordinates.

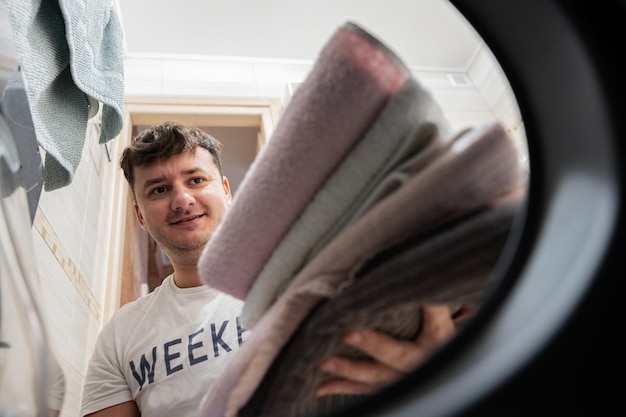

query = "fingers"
[
  {"left": 339, "top": 304, "right": 456, "bottom": 372},
  {"left": 316, "top": 304, "right": 469, "bottom": 398},
  {"left": 316, "top": 356, "right": 402, "bottom": 397},
  {"left": 452, "top": 304, "right": 478, "bottom": 327},
  {"left": 341, "top": 329, "right": 428, "bottom": 372},
  {"left": 316, "top": 378, "right": 375, "bottom": 397},
  {"left": 417, "top": 304, "right": 456, "bottom": 353}
]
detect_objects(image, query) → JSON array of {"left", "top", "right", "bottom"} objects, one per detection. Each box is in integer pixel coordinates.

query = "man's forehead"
[
  {"left": 143, "top": 148, "right": 214, "bottom": 169},
  {"left": 135, "top": 149, "right": 217, "bottom": 182}
]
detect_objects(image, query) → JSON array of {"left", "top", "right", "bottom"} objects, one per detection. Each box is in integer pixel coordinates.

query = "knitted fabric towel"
[
  {"left": 6, "top": 0, "right": 124, "bottom": 190},
  {"left": 241, "top": 199, "right": 524, "bottom": 417},
  {"left": 199, "top": 122, "right": 526, "bottom": 417},
  {"left": 198, "top": 21, "right": 411, "bottom": 299},
  {"left": 240, "top": 76, "right": 451, "bottom": 328}
]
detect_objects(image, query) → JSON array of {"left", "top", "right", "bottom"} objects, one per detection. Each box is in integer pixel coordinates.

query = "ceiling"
[{"left": 116, "top": 0, "right": 484, "bottom": 72}]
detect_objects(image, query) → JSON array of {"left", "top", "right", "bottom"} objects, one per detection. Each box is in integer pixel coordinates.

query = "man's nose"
[{"left": 171, "top": 186, "right": 195, "bottom": 210}]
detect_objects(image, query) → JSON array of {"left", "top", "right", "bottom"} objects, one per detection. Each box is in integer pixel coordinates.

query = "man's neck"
[{"left": 171, "top": 264, "right": 203, "bottom": 288}]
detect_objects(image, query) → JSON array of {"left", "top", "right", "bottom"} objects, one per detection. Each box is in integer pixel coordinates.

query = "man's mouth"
[{"left": 170, "top": 214, "right": 204, "bottom": 225}]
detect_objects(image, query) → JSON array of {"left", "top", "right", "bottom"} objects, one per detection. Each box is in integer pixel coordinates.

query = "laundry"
[
  {"left": 0, "top": 112, "right": 20, "bottom": 195},
  {"left": 240, "top": 75, "right": 452, "bottom": 329},
  {"left": 1, "top": 75, "right": 44, "bottom": 223},
  {"left": 240, "top": 197, "right": 523, "bottom": 417},
  {"left": 4, "top": 0, "right": 125, "bottom": 191},
  {"left": 198, "top": 21, "right": 413, "bottom": 300},
  {"left": 195, "top": 20, "right": 528, "bottom": 417},
  {"left": 198, "top": 109, "right": 527, "bottom": 417}
]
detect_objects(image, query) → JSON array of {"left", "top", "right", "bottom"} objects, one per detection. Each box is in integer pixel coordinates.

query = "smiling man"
[
  {"left": 80, "top": 121, "right": 462, "bottom": 417},
  {"left": 80, "top": 122, "right": 245, "bottom": 417}
]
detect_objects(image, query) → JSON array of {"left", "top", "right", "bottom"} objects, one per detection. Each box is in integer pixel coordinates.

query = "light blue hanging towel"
[{"left": 5, "top": 0, "right": 124, "bottom": 191}]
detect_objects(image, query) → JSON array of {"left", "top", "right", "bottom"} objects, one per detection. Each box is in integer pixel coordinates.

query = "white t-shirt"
[{"left": 80, "top": 275, "right": 247, "bottom": 417}]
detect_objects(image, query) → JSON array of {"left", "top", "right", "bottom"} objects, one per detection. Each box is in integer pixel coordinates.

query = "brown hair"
[{"left": 120, "top": 121, "right": 224, "bottom": 194}]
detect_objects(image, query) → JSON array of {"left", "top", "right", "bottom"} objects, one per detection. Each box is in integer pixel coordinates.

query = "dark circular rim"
[{"left": 326, "top": 1, "right": 624, "bottom": 416}]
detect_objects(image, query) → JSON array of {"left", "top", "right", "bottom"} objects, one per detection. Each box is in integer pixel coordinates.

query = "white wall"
[
  {"left": 123, "top": 42, "right": 525, "bottom": 161},
  {"left": 29, "top": 114, "right": 125, "bottom": 416}
]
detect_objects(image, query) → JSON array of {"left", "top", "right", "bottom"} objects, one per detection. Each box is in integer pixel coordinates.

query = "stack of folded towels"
[{"left": 198, "top": 21, "right": 527, "bottom": 417}]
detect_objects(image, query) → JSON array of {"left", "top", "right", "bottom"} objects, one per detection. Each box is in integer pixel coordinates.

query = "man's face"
[{"left": 132, "top": 148, "right": 231, "bottom": 264}]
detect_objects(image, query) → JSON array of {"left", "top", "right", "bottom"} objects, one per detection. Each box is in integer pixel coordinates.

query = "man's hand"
[{"left": 316, "top": 304, "right": 475, "bottom": 397}]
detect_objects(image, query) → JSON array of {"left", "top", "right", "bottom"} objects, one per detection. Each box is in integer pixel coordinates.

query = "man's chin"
[{"left": 168, "top": 240, "right": 209, "bottom": 256}]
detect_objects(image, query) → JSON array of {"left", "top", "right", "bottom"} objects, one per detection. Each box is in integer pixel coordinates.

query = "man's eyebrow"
[
  {"left": 140, "top": 168, "right": 207, "bottom": 191},
  {"left": 140, "top": 176, "right": 166, "bottom": 192}
]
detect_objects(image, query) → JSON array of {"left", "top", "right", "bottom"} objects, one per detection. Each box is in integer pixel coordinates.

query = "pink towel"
[{"left": 198, "top": 22, "right": 411, "bottom": 299}]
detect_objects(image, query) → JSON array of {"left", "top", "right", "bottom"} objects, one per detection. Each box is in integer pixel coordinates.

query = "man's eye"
[
  {"left": 191, "top": 178, "right": 204, "bottom": 185},
  {"left": 151, "top": 186, "right": 167, "bottom": 195}
]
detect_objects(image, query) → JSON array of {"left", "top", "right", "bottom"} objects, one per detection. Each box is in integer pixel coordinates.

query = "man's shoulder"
[
  {"left": 106, "top": 281, "right": 169, "bottom": 327},
  {"left": 117, "top": 291, "right": 155, "bottom": 314}
]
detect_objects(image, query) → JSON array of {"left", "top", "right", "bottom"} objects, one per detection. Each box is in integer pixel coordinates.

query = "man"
[{"left": 80, "top": 121, "right": 466, "bottom": 417}]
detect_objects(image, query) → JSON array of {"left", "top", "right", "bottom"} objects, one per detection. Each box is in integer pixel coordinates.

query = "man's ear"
[
  {"left": 222, "top": 176, "right": 232, "bottom": 202},
  {"left": 133, "top": 201, "right": 147, "bottom": 230}
]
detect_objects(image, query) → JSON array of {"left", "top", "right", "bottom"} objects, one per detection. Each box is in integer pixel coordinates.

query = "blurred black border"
[{"left": 324, "top": 1, "right": 625, "bottom": 416}]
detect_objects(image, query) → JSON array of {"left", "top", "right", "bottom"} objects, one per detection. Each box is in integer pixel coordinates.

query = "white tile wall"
[
  {"left": 56, "top": 363, "right": 83, "bottom": 417},
  {"left": 31, "top": 117, "right": 114, "bottom": 416}
]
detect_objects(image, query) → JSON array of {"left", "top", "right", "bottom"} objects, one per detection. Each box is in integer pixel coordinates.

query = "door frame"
[{"left": 102, "top": 94, "right": 283, "bottom": 323}]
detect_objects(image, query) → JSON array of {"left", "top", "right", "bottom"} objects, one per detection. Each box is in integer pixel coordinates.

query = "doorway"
[{"left": 108, "top": 95, "right": 283, "bottom": 313}]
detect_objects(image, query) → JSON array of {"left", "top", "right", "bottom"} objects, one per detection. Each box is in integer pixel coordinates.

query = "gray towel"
[
  {"left": 0, "top": 112, "right": 20, "bottom": 196},
  {"left": 1, "top": 74, "right": 44, "bottom": 222},
  {"left": 1, "top": 70, "right": 34, "bottom": 129},
  {"left": 5, "top": 0, "right": 124, "bottom": 191},
  {"left": 241, "top": 200, "right": 523, "bottom": 417}
]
